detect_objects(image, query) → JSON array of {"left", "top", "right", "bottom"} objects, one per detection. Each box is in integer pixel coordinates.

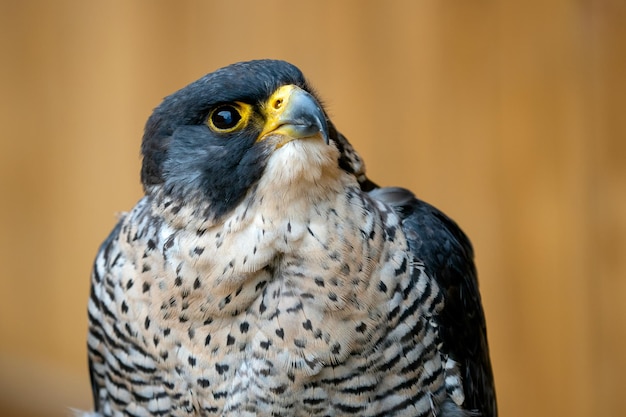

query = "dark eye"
[{"left": 209, "top": 104, "right": 242, "bottom": 131}]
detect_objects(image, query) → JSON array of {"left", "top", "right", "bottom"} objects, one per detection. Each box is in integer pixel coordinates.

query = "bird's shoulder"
[{"left": 368, "top": 186, "right": 497, "bottom": 417}]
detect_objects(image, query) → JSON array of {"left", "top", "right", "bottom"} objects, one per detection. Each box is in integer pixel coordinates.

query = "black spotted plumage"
[{"left": 84, "top": 59, "right": 497, "bottom": 417}]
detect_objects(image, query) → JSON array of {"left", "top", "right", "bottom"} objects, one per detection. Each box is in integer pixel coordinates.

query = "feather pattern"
[{"left": 83, "top": 59, "right": 496, "bottom": 417}]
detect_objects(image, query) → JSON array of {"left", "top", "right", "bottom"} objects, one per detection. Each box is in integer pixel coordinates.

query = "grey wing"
[{"left": 370, "top": 187, "right": 497, "bottom": 417}]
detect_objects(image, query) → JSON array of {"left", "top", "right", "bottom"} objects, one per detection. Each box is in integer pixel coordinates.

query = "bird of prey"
[{"left": 85, "top": 59, "right": 496, "bottom": 417}]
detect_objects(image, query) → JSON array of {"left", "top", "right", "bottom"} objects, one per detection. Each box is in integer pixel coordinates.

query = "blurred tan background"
[{"left": 1, "top": 1, "right": 624, "bottom": 416}]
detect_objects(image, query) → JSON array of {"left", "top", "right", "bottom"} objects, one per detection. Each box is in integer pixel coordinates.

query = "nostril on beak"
[{"left": 273, "top": 98, "right": 283, "bottom": 110}]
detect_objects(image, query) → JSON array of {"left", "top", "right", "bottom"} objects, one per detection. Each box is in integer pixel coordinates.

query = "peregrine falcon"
[{"left": 86, "top": 59, "right": 497, "bottom": 417}]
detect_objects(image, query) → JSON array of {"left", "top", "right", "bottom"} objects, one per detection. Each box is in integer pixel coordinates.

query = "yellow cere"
[{"left": 257, "top": 85, "right": 299, "bottom": 142}]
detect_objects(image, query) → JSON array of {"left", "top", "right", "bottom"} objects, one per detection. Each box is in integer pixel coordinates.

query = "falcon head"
[{"left": 141, "top": 59, "right": 373, "bottom": 219}]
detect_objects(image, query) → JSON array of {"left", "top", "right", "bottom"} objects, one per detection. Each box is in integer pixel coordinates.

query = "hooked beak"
[{"left": 258, "top": 85, "right": 329, "bottom": 147}]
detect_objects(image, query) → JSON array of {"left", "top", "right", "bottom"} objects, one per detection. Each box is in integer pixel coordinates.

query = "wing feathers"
[{"left": 370, "top": 187, "right": 497, "bottom": 417}]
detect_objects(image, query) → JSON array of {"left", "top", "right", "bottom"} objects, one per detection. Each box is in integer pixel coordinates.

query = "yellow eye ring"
[
  {"left": 208, "top": 104, "right": 244, "bottom": 133},
  {"left": 207, "top": 104, "right": 242, "bottom": 133}
]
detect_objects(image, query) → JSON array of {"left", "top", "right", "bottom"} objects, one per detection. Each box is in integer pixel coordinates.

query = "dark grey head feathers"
[
  {"left": 140, "top": 59, "right": 371, "bottom": 219},
  {"left": 140, "top": 60, "right": 315, "bottom": 217}
]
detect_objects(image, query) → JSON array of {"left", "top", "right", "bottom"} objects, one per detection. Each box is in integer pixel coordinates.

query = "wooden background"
[{"left": 1, "top": 1, "right": 624, "bottom": 416}]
